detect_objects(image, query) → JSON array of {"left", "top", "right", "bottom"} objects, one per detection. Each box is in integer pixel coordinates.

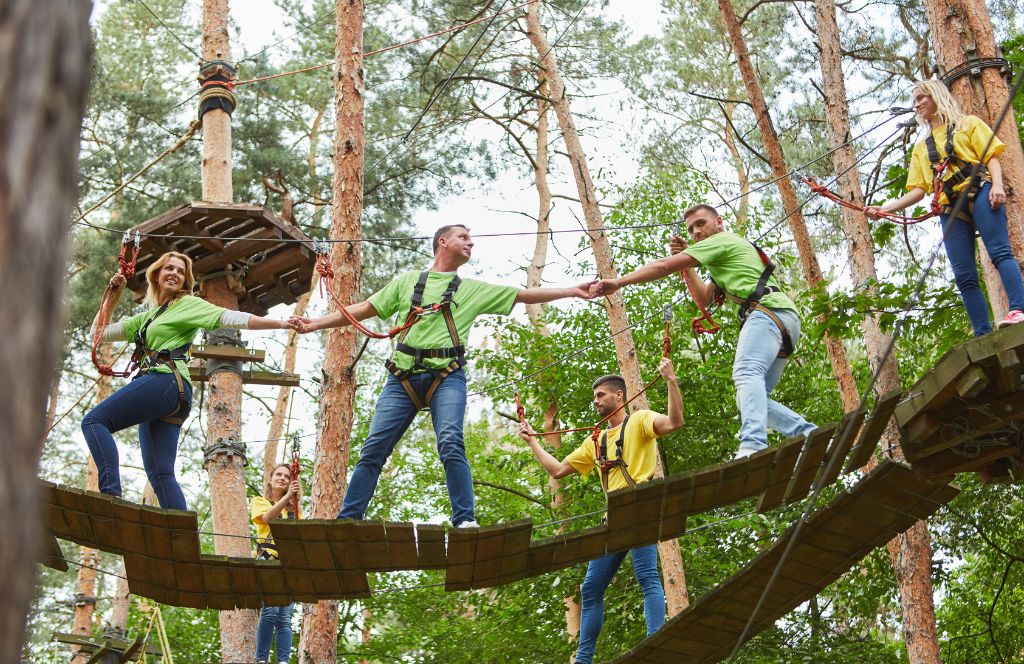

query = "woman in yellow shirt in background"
[
  {"left": 867, "top": 80, "right": 1024, "bottom": 336},
  {"left": 251, "top": 464, "right": 300, "bottom": 663}
]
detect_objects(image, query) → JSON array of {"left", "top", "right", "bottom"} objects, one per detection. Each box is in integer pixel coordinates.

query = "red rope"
[
  {"left": 801, "top": 176, "right": 942, "bottom": 226},
  {"left": 234, "top": 0, "right": 538, "bottom": 88},
  {"left": 314, "top": 252, "right": 422, "bottom": 339},
  {"left": 678, "top": 271, "right": 721, "bottom": 335},
  {"left": 288, "top": 447, "right": 301, "bottom": 518},
  {"left": 91, "top": 234, "right": 141, "bottom": 378}
]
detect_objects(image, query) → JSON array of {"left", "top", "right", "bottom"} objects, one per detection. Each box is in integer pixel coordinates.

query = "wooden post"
[
  {"left": 923, "top": 0, "right": 1024, "bottom": 318},
  {"left": 526, "top": 1, "right": 690, "bottom": 616},
  {"left": 298, "top": 1, "right": 364, "bottom": 661},
  {"left": 0, "top": 0, "right": 91, "bottom": 656},
  {"left": 812, "top": 2, "right": 943, "bottom": 662},
  {"left": 717, "top": 0, "right": 860, "bottom": 411},
  {"left": 197, "top": 1, "right": 257, "bottom": 661}
]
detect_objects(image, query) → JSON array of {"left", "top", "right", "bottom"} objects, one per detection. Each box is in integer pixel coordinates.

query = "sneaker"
[
  {"left": 456, "top": 520, "right": 480, "bottom": 528},
  {"left": 997, "top": 310, "right": 1024, "bottom": 329},
  {"left": 733, "top": 446, "right": 758, "bottom": 460}
]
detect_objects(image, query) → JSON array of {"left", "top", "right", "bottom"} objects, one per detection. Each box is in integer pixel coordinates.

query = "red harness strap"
[
  {"left": 91, "top": 232, "right": 141, "bottom": 377},
  {"left": 313, "top": 245, "right": 424, "bottom": 339},
  {"left": 801, "top": 174, "right": 945, "bottom": 226}
]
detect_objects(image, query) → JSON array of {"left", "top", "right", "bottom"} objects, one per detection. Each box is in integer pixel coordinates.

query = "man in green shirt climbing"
[
  {"left": 294, "top": 225, "right": 596, "bottom": 527},
  {"left": 593, "top": 204, "right": 816, "bottom": 458}
]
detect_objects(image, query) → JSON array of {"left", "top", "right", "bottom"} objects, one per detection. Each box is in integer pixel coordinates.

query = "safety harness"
[
  {"left": 712, "top": 242, "right": 794, "bottom": 358},
  {"left": 131, "top": 303, "right": 192, "bottom": 425},
  {"left": 597, "top": 414, "right": 635, "bottom": 491},
  {"left": 383, "top": 271, "right": 465, "bottom": 411},
  {"left": 925, "top": 125, "right": 989, "bottom": 224}
]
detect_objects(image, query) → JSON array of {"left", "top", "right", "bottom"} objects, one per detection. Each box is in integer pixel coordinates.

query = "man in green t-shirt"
[
  {"left": 294, "top": 224, "right": 596, "bottom": 527},
  {"left": 593, "top": 204, "right": 815, "bottom": 458}
]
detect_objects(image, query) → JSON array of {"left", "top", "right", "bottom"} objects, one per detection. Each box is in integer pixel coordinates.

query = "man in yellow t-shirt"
[{"left": 517, "top": 357, "right": 683, "bottom": 664}]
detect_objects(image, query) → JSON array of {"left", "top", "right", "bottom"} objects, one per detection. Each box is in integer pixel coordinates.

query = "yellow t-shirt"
[
  {"left": 906, "top": 115, "right": 1004, "bottom": 205},
  {"left": 250, "top": 495, "right": 295, "bottom": 559},
  {"left": 563, "top": 409, "right": 660, "bottom": 492}
]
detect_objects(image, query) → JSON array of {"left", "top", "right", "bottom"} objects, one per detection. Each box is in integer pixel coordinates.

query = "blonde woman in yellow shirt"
[
  {"left": 250, "top": 464, "right": 300, "bottom": 663},
  {"left": 866, "top": 80, "right": 1024, "bottom": 336}
]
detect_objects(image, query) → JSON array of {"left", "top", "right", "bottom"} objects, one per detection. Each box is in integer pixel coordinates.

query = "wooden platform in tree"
[
  {"left": 610, "top": 461, "right": 958, "bottom": 663},
  {"left": 124, "top": 201, "right": 314, "bottom": 315},
  {"left": 896, "top": 324, "right": 1024, "bottom": 475}
]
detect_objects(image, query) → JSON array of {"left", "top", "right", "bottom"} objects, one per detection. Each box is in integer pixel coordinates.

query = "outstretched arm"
[
  {"left": 592, "top": 251, "right": 699, "bottom": 298},
  {"left": 292, "top": 300, "right": 379, "bottom": 332},
  {"left": 518, "top": 422, "right": 577, "bottom": 479},
  {"left": 515, "top": 281, "right": 598, "bottom": 305},
  {"left": 864, "top": 187, "right": 926, "bottom": 219},
  {"left": 670, "top": 235, "right": 716, "bottom": 307},
  {"left": 651, "top": 357, "right": 685, "bottom": 436}
]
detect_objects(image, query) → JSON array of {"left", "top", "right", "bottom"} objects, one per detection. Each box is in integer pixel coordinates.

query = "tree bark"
[
  {"left": 70, "top": 347, "right": 113, "bottom": 663},
  {"left": 299, "top": 1, "right": 364, "bottom": 661},
  {"left": 0, "top": 0, "right": 91, "bottom": 657},
  {"left": 717, "top": 0, "right": 860, "bottom": 411},
  {"left": 526, "top": 1, "right": 689, "bottom": 616},
  {"left": 199, "top": 2, "right": 257, "bottom": 659},
  {"left": 924, "top": 0, "right": 1024, "bottom": 317},
  {"left": 813, "top": 2, "right": 942, "bottom": 662}
]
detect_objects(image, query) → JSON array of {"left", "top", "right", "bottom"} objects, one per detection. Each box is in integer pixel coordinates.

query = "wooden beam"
[
  {"left": 188, "top": 364, "right": 300, "bottom": 386},
  {"left": 190, "top": 345, "right": 266, "bottom": 363}
]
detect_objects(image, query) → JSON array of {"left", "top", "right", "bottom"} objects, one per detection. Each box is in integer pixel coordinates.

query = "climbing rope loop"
[{"left": 91, "top": 232, "right": 142, "bottom": 378}]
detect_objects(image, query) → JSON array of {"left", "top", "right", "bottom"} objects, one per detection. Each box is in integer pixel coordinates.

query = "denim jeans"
[
  {"left": 942, "top": 182, "right": 1024, "bottom": 336},
  {"left": 255, "top": 603, "right": 293, "bottom": 662},
  {"left": 338, "top": 370, "right": 474, "bottom": 525},
  {"left": 81, "top": 372, "right": 192, "bottom": 510},
  {"left": 575, "top": 544, "right": 665, "bottom": 664},
  {"left": 733, "top": 308, "right": 816, "bottom": 452}
]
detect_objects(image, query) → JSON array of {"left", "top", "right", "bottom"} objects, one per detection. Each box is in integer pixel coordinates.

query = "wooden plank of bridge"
[
  {"left": 756, "top": 435, "right": 807, "bottom": 513},
  {"left": 607, "top": 479, "right": 665, "bottom": 551},
  {"left": 815, "top": 408, "right": 866, "bottom": 489},
  {"left": 416, "top": 524, "right": 447, "bottom": 569},
  {"left": 996, "top": 348, "right": 1023, "bottom": 395},
  {"left": 494, "top": 520, "right": 534, "bottom": 586},
  {"left": 608, "top": 462, "right": 958, "bottom": 664},
  {"left": 385, "top": 522, "right": 420, "bottom": 569},
  {"left": 445, "top": 526, "right": 478, "bottom": 591},
  {"left": 845, "top": 390, "right": 902, "bottom": 472},
  {"left": 783, "top": 424, "right": 838, "bottom": 505},
  {"left": 904, "top": 388, "right": 1024, "bottom": 464}
]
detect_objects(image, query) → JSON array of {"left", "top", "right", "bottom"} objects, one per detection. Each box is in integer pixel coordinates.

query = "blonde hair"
[
  {"left": 264, "top": 465, "right": 292, "bottom": 500},
  {"left": 914, "top": 80, "right": 965, "bottom": 135},
  {"left": 143, "top": 251, "right": 195, "bottom": 307}
]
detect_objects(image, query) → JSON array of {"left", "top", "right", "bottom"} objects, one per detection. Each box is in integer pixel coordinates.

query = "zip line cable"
[
  {"left": 725, "top": 69, "right": 1024, "bottom": 663},
  {"left": 135, "top": 0, "right": 203, "bottom": 62}
]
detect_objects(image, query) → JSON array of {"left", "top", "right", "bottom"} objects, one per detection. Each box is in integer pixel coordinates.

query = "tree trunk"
[
  {"left": 299, "top": 1, "right": 364, "bottom": 661},
  {"left": 0, "top": 1, "right": 91, "bottom": 657},
  {"left": 527, "top": 71, "right": 583, "bottom": 636},
  {"left": 526, "top": 1, "right": 689, "bottom": 616},
  {"left": 198, "top": 1, "right": 257, "bottom": 659},
  {"left": 813, "top": 2, "right": 943, "bottom": 661},
  {"left": 717, "top": 0, "right": 860, "bottom": 411},
  {"left": 924, "top": 0, "right": 1024, "bottom": 317},
  {"left": 70, "top": 347, "right": 114, "bottom": 663}
]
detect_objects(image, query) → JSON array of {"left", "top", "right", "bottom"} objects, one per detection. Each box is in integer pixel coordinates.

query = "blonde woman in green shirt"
[{"left": 85, "top": 251, "right": 294, "bottom": 509}]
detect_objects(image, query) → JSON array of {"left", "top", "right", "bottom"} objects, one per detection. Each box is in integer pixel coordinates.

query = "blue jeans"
[
  {"left": 942, "top": 181, "right": 1024, "bottom": 336},
  {"left": 576, "top": 544, "right": 665, "bottom": 664},
  {"left": 255, "top": 603, "right": 293, "bottom": 662},
  {"left": 81, "top": 372, "right": 192, "bottom": 510},
  {"left": 733, "top": 308, "right": 817, "bottom": 451},
  {"left": 338, "top": 370, "right": 474, "bottom": 525}
]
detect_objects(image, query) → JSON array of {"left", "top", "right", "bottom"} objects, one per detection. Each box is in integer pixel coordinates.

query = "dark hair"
[
  {"left": 432, "top": 224, "right": 470, "bottom": 254},
  {"left": 682, "top": 204, "right": 720, "bottom": 221},
  {"left": 592, "top": 374, "right": 628, "bottom": 400}
]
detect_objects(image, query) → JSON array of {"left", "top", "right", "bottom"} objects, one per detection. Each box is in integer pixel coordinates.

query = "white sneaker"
[
  {"left": 456, "top": 520, "right": 480, "bottom": 528},
  {"left": 733, "top": 446, "right": 758, "bottom": 460},
  {"left": 997, "top": 310, "right": 1024, "bottom": 329}
]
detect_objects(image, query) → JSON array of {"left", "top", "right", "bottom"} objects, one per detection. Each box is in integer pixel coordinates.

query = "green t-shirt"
[
  {"left": 368, "top": 270, "right": 519, "bottom": 372},
  {"left": 683, "top": 231, "right": 795, "bottom": 312},
  {"left": 121, "top": 295, "right": 226, "bottom": 385}
]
